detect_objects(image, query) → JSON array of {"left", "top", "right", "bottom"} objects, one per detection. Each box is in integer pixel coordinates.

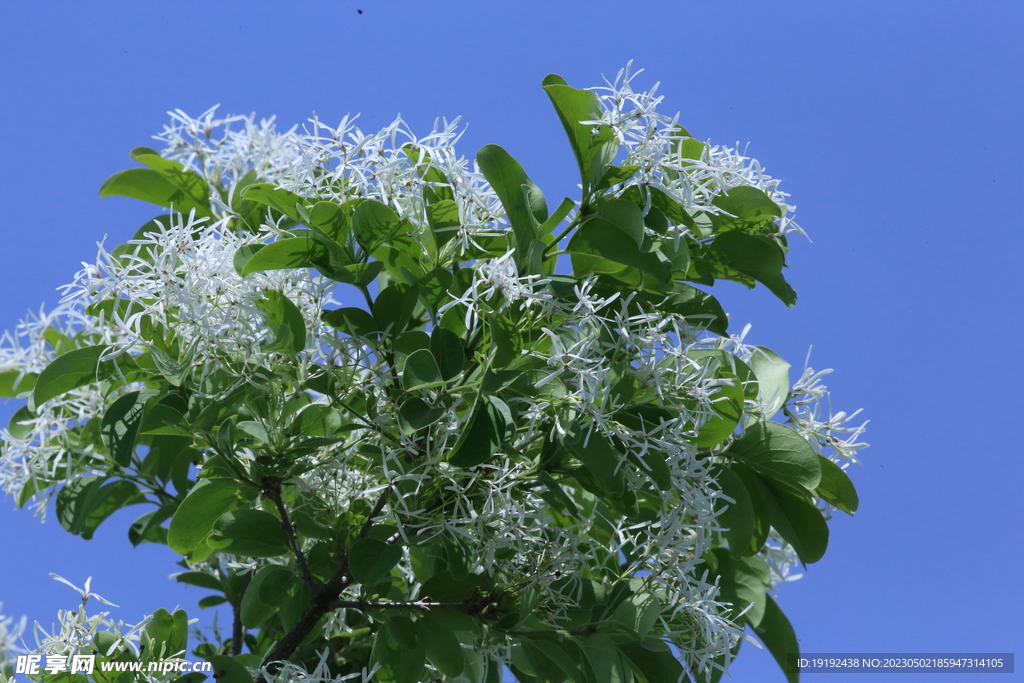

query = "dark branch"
[{"left": 263, "top": 478, "right": 318, "bottom": 594}]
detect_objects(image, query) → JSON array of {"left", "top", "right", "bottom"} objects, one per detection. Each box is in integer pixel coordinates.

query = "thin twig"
[{"left": 263, "top": 478, "right": 318, "bottom": 594}]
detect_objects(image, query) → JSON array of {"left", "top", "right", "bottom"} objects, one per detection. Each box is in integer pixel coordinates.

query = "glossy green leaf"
[
  {"left": 167, "top": 479, "right": 242, "bottom": 555},
  {"left": 617, "top": 641, "right": 686, "bottom": 683},
  {"left": 241, "top": 237, "right": 324, "bottom": 275},
  {"left": 398, "top": 397, "right": 445, "bottom": 434},
  {"left": 426, "top": 199, "right": 461, "bottom": 248},
  {"left": 752, "top": 594, "right": 800, "bottom": 683},
  {"left": 209, "top": 509, "right": 290, "bottom": 557},
  {"left": 101, "top": 391, "right": 147, "bottom": 467},
  {"left": 403, "top": 348, "right": 443, "bottom": 390},
  {"left": 711, "top": 231, "right": 796, "bottom": 306},
  {"left": 542, "top": 76, "right": 618, "bottom": 190},
  {"left": 240, "top": 565, "right": 291, "bottom": 628},
  {"left": 764, "top": 480, "right": 830, "bottom": 565},
  {"left": 242, "top": 184, "right": 310, "bottom": 222},
  {"left": 477, "top": 144, "right": 547, "bottom": 254},
  {"left": 323, "top": 307, "right": 378, "bottom": 338},
  {"left": 594, "top": 165, "right": 640, "bottom": 191},
  {"left": 714, "top": 466, "right": 755, "bottom": 557},
  {"left": 99, "top": 168, "right": 210, "bottom": 218},
  {"left": 371, "top": 616, "right": 426, "bottom": 683},
  {"left": 349, "top": 536, "right": 403, "bottom": 585},
  {"left": 447, "top": 397, "right": 505, "bottom": 467},
  {"left": 697, "top": 375, "right": 745, "bottom": 448},
  {"left": 747, "top": 346, "right": 791, "bottom": 419},
  {"left": 431, "top": 326, "right": 465, "bottom": 380},
  {"left": 730, "top": 463, "right": 772, "bottom": 555},
  {"left": 373, "top": 282, "right": 419, "bottom": 337},
  {"left": 609, "top": 590, "right": 661, "bottom": 638},
  {"left": 568, "top": 218, "right": 670, "bottom": 283},
  {"left": 566, "top": 427, "right": 624, "bottom": 495},
  {"left": 204, "top": 656, "right": 251, "bottom": 683},
  {"left": 487, "top": 312, "right": 521, "bottom": 368},
  {"left": 420, "top": 612, "right": 466, "bottom": 677},
  {"left": 256, "top": 290, "right": 307, "bottom": 354},
  {"left": 710, "top": 186, "right": 782, "bottom": 230},
  {"left": 34, "top": 346, "right": 110, "bottom": 406},
  {"left": 174, "top": 571, "right": 223, "bottom": 591},
  {"left": 57, "top": 476, "right": 145, "bottom": 540},
  {"left": 352, "top": 199, "right": 410, "bottom": 252},
  {"left": 597, "top": 199, "right": 645, "bottom": 247},
  {"left": 815, "top": 456, "right": 859, "bottom": 514},
  {"left": 0, "top": 370, "right": 34, "bottom": 398},
  {"left": 726, "top": 422, "right": 821, "bottom": 491}
]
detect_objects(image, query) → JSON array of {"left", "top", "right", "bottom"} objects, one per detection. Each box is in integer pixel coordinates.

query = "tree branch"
[
  {"left": 258, "top": 486, "right": 392, "bottom": 677},
  {"left": 263, "top": 478, "right": 318, "bottom": 594}
]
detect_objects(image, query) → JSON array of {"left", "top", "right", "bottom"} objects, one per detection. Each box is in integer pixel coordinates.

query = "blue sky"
[{"left": 1, "top": 2, "right": 1022, "bottom": 681}]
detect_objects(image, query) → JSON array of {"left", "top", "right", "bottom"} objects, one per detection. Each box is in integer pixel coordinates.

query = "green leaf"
[
  {"left": 373, "top": 282, "right": 419, "bottom": 337},
  {"left": 710, "top": 186, "right": 782, "bottom": 231},
  {"left": 349, "top": 536, "right": 404, "bottom": 585},
  {"left": 487, "top": 312, "right": 522, "bottom": 368},
  {"left": 815, "top": 456, "right": 859, "bottom": 514},
  {"left": 747, "top": 346, "right": 791, "bottom": 419},
  {"left": 398, "top": 397, "right": 445, "bottom": 434},
  {"left": 431, "top": 327, "right": 465, "bottom": 380},
  {"left": 542, "top": 76, "right": 618, "bottom": 191},
  {"left": 656, "top": 283, "right": 728, "bottom": 336},
  {"left": 730, "top": 463, "right": 772, "bottom": 555},
  {"left": 426, "top": 199, "right": 461, "bottom": 248},
  {"left": 371, "top": 616, "right": 427, "bottom": 683},
  {"left": 56, "top": 476, "right": 145, "bottom": 540},
  {"left": 567, "top": 218, "right": 670, "bottom": 283},
  {"left": 174, "top": 571, "right": 223, "bottom": 591},
  {"left": 242, "top": 184, "right": 310, "bottom": 223},
  {"left": 0, "top": 370, "right": 34, "bottom": 397},
  {"left": 290, "top": 404, "right": 342, "bottom": 437},
  {"left": 752, "top": 594, "right": 800, "bottom": 683},
  {"left": 726, "top": 422, "right": 821, "bottom": 491},
  {"left": 197, "top": 595, "right": 227, "bottom": 609},
  {"left": 594, "top": 165, "right": 640, "bottom": 191},
  {"left": 764, "top": 481, "right": 830, "bottom": 565},
  {"left": 99, "top": 168, "right": 211, "bottom": 218},
  {"left": 204, "top": 656, "right": 251, "bottom": 683},
  {"left": 420, "top": 571, "right": 483, "bottom": 602},
  {"left": 101, "top": 391, "right": 147, "bottom": 467},
  {"left": 714, "top": 466, "right": 756, "bottom": 558},
  {"left": 420, "top": 611, "right": 466, "bottom": 677},
  {"left": 240, "top": 565, "right": 291, "bottom": 628},
  {"left": 697, "top": 374, "right": 745, "bottom": 448},
  {"left": 256, "top": 290, "right": 307, "bottom": 354},
  {"left": 129, "top": 504, "right": 175, "bottom": 546},
  {"left": 609, "top": 591, "right": 661, "bottom": 638},
  {"left": 323, "top": 307, "right": 379, "bottom": 339},
  {"left": 711, "top": 549, "right": 770, "bottom": 627},
  {"left": 597, "top": 199, "right": 645, "bottom": 247},
  {"left": 566, "top": 427, "right": 625, "bottom": 496},
  {"left": 167, "top": 479, "right": 243, "bottom": 556},
  {"left": 537, "top": 197, "right": 577, "bottom": 235},
  {"left": 232, "top": 244, "right": 264, "bottom": 275},
  {"left": 34, "top": 346, "right": 111, "bottom": 406},
  {"left": 209, "top": 509, "right": 291, "bottom": 557},
  {"left": 476, "top": 144, "right": 547, "bottom": 255},
  {"left": 710, "top": 231, "right": 796, "bottom": 306},
  {"left": 241, "top": 237, "right": 324, "bottom": 275},
  {"left": 403, "top": 349, "right": 443, "bottom": 390},
  {"left": 617, "top": 641, "right": 686, "bottom": 683},
  {"left": 447, "top": 397, "right": 505, "bottom": 467},
  {"left": 353, "top": 199, "right": 410, "bottom": 252},
  {"left": 329, "top": 261, "right": 385, "bottom": 287}
]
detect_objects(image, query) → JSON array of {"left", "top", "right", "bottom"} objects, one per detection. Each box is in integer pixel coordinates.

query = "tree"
[{"left": 0, "top": 65, "right": 867, "bottom": 683}]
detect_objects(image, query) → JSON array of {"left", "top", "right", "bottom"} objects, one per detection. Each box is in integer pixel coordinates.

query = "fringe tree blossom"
[{"left": 0, "top": 68, "right": 867, "bottom": 683}]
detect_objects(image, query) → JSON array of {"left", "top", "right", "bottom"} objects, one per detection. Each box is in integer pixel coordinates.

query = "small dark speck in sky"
[{"left": 357, "top": 9, "right": 363, "bottom": 13}]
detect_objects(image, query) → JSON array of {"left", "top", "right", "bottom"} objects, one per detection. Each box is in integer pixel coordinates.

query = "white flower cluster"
[
  {"left": 30, "top": 576, "right": 143, "bottom": 659},
  {"left": 0, "top": 603, "right": 27, "bottom": 670},
  {"left": 0, "top": 69, "right": 866, "bottom": 683},
  {"left": 590, "top": 61, "right": 802, "bottom": 236}
]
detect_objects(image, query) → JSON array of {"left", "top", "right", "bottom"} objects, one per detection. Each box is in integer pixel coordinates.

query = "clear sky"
[{"left": 1, "top": 2, "right": 1022, "bottom": 682}]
